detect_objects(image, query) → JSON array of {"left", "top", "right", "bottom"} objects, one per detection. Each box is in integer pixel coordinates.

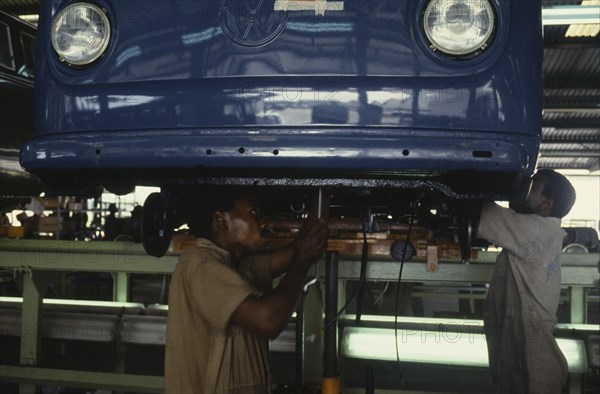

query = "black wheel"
[
  {"left": 456, "top": 203, "right": 481, "bottom": 262},
  {"left": 104, "top": 181, "right": 135, "bottom": 196},
  {"left": 459, "top": 216, "right": 472, "bottom": 261},
  {"left": 142, "top": 192, "right": 172, "bottom": 257},
  {"left": 390, "top": 240, "right": 415, "bottom": 262},
  {"left": 130, "top": 205, "right": 143, "bottom": 243}
]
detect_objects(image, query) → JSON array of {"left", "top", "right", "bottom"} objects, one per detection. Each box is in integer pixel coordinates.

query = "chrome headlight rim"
[
  {"left": 51, "top": 2, "right": 111, "bottom": 66},
  {"left": 421, "top": 0, "right": 497, "bottom": 60}
]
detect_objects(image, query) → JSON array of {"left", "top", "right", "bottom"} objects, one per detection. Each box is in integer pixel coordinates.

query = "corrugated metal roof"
[
  {"left": 538, "top": 157, "right": 599, "bottom": 171},
  {"left": 542, "top": 127, "right": 599, "bottom": 141},
  {"left": 542, "top": 2, "right": 599, "bottom": 171},
  {"left": 544, "top": 47, "right": 600, "bottom": 80},
  {"left": 0, "top": 0, "right": 38, "bottom": 14},
  {"left": 544, "top": 109, "right": 600, "bottom": 122},
  {"left": 541, "top": 142, "right": 599, "bottom": 154}
]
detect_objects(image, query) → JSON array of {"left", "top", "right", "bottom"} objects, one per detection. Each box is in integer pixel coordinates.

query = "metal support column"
[
  {"left": 112, "top": 272, "right": 129, "bottom": 394},
  {"left": 569, "top": 287, "right": 586, "bottom": 394},
  {"left": 304, "top": 281, "right": 323, "bottom": 385},
  {"left": 569, "top": 287, "right": 587, "bottom": 324},
  {"left": 299, "top": 187, "right": 328, "bottom": 388},
  {"left": 295, "top": 293, "right": 305, "bottom": 390},
  {"left": 112, "top": 272, "right": 129, "bottom": 302},
  {"left": 323, "top": 250, "right": 340, "bottom": 394},
  {"left": 19, "top": 271, "right": 44, "bottom": 394}
]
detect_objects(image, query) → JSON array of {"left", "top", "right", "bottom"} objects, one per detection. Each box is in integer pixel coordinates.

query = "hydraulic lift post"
[{"left": 322, "top": 250, "right": 340, "bottom": 393}]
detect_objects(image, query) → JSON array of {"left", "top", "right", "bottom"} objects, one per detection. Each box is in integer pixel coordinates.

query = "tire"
[{"left": 141, "top": 192, "right": 172, "bottom": 257}]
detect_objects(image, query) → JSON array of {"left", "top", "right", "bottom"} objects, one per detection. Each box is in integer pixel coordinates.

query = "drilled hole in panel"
[{"left": 473, "top": 150, "right": 493, "bottom": 158}]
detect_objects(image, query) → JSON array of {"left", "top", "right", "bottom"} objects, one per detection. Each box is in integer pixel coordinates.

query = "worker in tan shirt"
[
  {"left": 165, "top": 189, "right": 328, "bottom": 393},
  {"left": 476, "top": 169, "right": 576, "bottom": 393}
]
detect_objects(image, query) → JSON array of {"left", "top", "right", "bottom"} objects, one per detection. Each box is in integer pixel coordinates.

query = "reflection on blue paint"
[
  {"left": 182, "top": 27, "right": 222, "bottom": 46},
  {"left": 115, "top": 46, "right": 141, "bottom": 68},
  {"left": 286, "top": 22, "right": 354, "bottom": 33}
]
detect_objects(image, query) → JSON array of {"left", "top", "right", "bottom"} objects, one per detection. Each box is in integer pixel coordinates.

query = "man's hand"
[
  {"left": 293, "top": 218, "right": 328, "bottom": 268},
  {"left": 269, "top": 189, "right": 330, "bottom": 277}
]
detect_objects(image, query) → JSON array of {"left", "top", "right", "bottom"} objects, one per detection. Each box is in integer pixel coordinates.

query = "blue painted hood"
[{"left": 35, "top": 0, "right": 542, "bottom": 135}]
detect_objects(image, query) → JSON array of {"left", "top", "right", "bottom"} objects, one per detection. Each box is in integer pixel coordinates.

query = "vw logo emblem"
[{"left": 220, "top": 0, "right": 287, "bottom": 47}]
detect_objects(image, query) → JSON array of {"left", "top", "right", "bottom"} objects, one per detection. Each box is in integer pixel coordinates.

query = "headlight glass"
[
  {"left": 51, "top": 3, "right": 110, "bottom": 66},
  {"left": 423, "top": 0, "right": 495, "bottom": 57}
]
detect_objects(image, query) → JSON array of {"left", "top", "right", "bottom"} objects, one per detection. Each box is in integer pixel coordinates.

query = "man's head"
[
  {"left": 187, "top": 188, "right": 268, "bottom": 254},
  {"left": 509, "top": 169, "right": 576, "bottom": 218}
]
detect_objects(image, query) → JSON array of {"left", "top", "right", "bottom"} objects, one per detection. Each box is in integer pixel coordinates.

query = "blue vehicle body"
[{"left": 21, "top": 0, "right": 542, "bottom": 200}]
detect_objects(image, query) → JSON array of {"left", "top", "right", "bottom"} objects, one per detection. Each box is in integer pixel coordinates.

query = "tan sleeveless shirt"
[{"left": 165, "top": 238, "right": 273, "bottom": 393}]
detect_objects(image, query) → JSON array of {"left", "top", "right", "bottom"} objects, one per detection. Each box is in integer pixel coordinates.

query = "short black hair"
[
  {"left": 186, "top": 187, "right": 252, "bottom": 238},
  {"left": 535, "top": 169, "right": 576, "bottom": 219}
]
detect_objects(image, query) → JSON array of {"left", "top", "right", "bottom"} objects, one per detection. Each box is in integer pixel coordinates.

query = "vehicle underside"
[
  {"left": 27, "top": 164, "right": 531, "bottom": 258},
  {"left": 122, "top": 175, "right": 500, "bottom": 260}
]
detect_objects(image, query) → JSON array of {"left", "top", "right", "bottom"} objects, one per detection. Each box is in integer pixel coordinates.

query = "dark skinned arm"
[
  {"left": 230, "top": 218, "right": 328, "bottom": 339},
  {"left": 268, "top": 189, "right": 330, "bottom": 278},
  {"left": 267, "top": 241, "right": 296, "bottom": 279},
  {"left": 267, "top": 225, "right": 315, "bottom": 279}
]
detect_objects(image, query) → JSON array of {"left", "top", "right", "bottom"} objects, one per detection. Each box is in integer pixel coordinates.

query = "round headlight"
[
  {"left": 51, "top": 3, "right": 111, "bottom": 66},
  {"left": 423, "top": 0, "right": 495, "bottom": 57}
]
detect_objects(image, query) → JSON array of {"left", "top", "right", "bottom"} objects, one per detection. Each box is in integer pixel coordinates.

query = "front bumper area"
[{"left": 20, "top": 128, "right": 537, "bottom": 199}]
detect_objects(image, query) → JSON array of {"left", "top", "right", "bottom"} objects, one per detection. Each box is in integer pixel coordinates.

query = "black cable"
[
  {"left": 394, "top": 210, "right": 415, "bottom": 387},
  {"left": 355, "top": 211, "right": 369, "bottom": 324}
]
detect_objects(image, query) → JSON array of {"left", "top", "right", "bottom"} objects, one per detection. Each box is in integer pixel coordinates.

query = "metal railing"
[{"left": 0, "top": 239, "right": 598, "bottom": 393}]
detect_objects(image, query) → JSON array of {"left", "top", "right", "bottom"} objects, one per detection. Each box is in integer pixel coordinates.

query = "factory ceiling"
[
  {"left": 541, "top": 0, "right": 599, "bottom": 172},
  {"left": 1, "top": 0, "right": 598, "bottom": 172}
]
